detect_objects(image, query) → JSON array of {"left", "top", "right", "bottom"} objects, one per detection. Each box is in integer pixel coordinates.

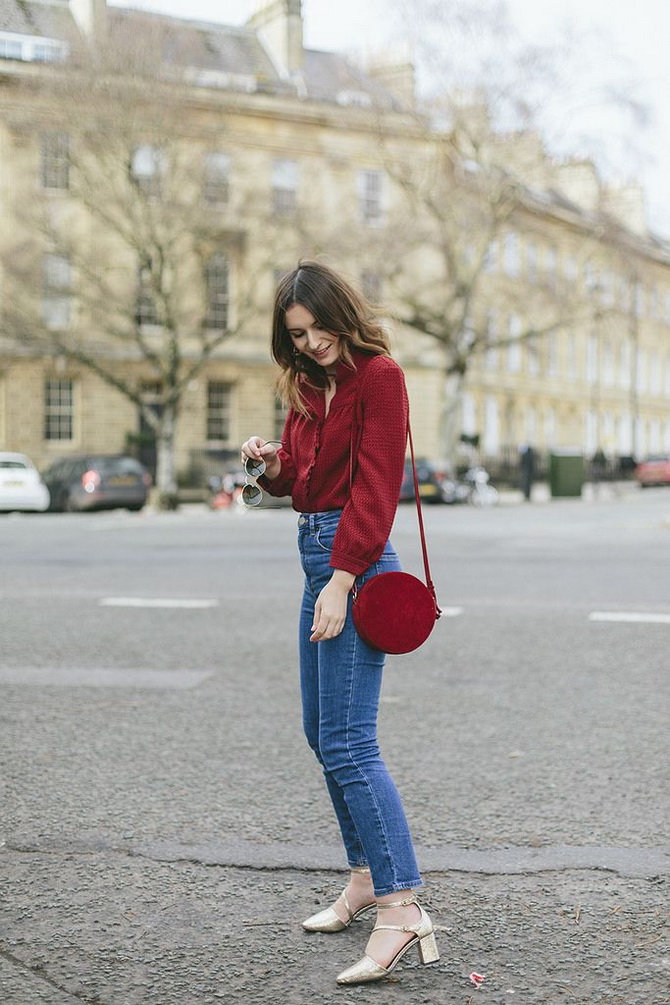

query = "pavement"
[{"left": 1, "top": 486, "right": 669, "bottom": 1005}]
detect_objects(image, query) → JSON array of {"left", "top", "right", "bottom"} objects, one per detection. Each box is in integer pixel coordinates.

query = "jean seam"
[{"left": 343, "top": 624, "right": 398, "bottom": 893}]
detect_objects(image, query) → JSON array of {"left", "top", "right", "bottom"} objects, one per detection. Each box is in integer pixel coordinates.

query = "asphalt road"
[{"left": 1, "top": 486, "right": 669, "bottom": 1005}]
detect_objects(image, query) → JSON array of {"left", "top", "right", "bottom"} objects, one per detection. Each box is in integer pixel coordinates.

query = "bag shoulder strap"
[
  {"left": 406, "top": 422, "right": 439, "bottom": 612},
  {"left": 349, "top": 378, "right": 440, "bottom": 617}
]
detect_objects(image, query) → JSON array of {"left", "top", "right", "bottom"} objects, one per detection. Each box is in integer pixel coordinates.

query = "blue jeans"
[{"left": 297, "top": 510, "right": 422, "bottom": 896}]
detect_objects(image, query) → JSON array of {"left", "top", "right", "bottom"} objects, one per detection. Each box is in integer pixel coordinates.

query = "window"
[
  {"left": 274, "top": 396, "right": 288, "bottom": 441},
  {"left": 564, "top": 254, "right": 578, "bottom": 284},
  {"left": 44, "top": 379, "right": 73, "bottom": 441},
  {"left": 484, "top": 312, "right": 498, "bottom": 370},
  {"left": 483, "top": 396, "right": 499, "bottom": 454},
  {"left": 649, "top": 351, "right": 661, "bottom": 396},
  {"left": 507, "top": 316, "right": 522, "bottom": 373},
  {"left": 483, "top": 239, "right": 498, "bottom": 273},
  {"left": 131, "top": 144, "right": 164, "bottom": 198},
  {"left": 136, "top": 262, "right": 159, "bottom": 327},
  {"left": 203, "top": 151, "right": 230, "bottom": 205},
  {"left": 619, "top": 341, "right": 631, "bottom": 389},
  {"left": 0, "top": 32, "right": 65, "bottom": 62},
  {"left": 545, "top": 247, "right": 557, "bottom": 285},
  {"left": 272, "top": 159, "right": 298, "bottom": 215},
  {"left": 205, "top": 253, "right": 229, "bottom": 330},
  {"left": 42, "top": 254, "right": 71, "bottom": 329},
  {"left": 547, "top": 333, "right": 559, "bottom": 377},
  {"left": 357, "top": 169, "right": 384, "bottom": 226},
  {"left": 602, "top": 339, "right": 615, "bottom": 386},
  {"left": 502, "top": 231, "right": 520, "bottom": 277},
  {"left": 566, "top": 331, "right": 578, "bottom": 379},
  {"left": 526, "top": 335, "right": 540, "bottom": 376},
  {"left": 40, "top": 132, "right": 69, "bottom": 190},
  {"left": 526, "top": 241, "right": 538, "bottom": 283},
  {"left": 361, "top": 272, "right": 382, "bottom": 302},
  {"left": 636, "top": 349, "right": 647, "bottom": 393},
  {"left": 586, "top": 334, "right": 599, "bottom": 384},
  {"left": 0, "top": 37, "right": 22, "bottom": 59},
  {"left": 206, "top": 381, "right": 232, "bottom": 442}
]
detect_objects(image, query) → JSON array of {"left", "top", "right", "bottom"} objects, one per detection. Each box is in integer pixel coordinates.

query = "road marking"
[
  {"left": 99, "top": 597, "right": 218, "bottom": 609},
  {"left": 0, "top": 667, "right": 214, "bottom": 689},
  {"left": 440, "top": 606, "right": 464, "bottom": 617},
  {"left": 589, "top": 611, "right": 670, "bottom": 624}
]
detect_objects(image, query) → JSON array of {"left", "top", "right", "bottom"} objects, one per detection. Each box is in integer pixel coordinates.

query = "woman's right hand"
[{"left": 241, "top": 436, "right": 281, "bottom": 480}]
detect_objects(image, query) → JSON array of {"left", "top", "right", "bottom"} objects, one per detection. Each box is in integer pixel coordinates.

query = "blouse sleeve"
[
  {"left": 330, "top": 357, "right": 408, "bottom": 575},
  {"left": 258, "top": 410, "right": 297, "bottom": 498}
]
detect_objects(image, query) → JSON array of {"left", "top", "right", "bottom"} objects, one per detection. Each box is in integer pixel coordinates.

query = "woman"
[{"left": 241, "top": 262, "right": 439, "bottom": 986}]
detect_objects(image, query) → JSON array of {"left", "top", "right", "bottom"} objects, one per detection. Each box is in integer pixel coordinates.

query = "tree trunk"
[
  {"left": 154, "top": 406, "right": 179, "bottom": 509},
  {"left": 439, "top": 370, "right": 465, "bottom": 465}
]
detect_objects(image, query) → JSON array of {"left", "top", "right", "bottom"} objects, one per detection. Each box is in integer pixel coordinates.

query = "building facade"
[{"left": 1, "top": 0, "right": 669, "bottom": 485}]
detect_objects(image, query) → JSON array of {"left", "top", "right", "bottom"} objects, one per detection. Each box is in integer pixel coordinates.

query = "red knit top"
[{"left": 261, "top": 350, "right": 409, "bottom": 576}]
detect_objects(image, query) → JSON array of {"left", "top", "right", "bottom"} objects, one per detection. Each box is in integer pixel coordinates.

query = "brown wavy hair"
[{"left": 272, "top": 261, "right": 391, "bottom": 412}]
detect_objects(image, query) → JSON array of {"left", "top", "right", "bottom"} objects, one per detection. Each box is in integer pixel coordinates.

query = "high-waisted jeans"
[{"left": 297, "top": 509, "right": 422, "bottom": 896}]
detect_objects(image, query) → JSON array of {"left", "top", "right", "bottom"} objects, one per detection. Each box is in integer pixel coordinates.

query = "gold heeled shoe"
[
  {"left": 336, "top": 896, "right": 440, "bottom": 985},
  {"left": 302, "top": 867, "right": 375, "bottom": 933}
]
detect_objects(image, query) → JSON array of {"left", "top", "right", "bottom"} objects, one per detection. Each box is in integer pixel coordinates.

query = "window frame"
[{"left": 44, "top": 378, "right": 74, "bottom": 442}]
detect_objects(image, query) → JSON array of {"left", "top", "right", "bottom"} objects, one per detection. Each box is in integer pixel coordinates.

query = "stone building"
[{"left": 1, "top": 0, "right": 669, "bottom": 487}]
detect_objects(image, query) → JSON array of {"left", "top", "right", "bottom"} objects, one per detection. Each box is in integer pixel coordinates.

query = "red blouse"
[{"left": 261, "top": 350, "right": 409, "bottom": 576}]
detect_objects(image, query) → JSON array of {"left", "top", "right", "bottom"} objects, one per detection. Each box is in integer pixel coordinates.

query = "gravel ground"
[{"left": 1, "top": 853, "right": 668, "bottom": 1004}]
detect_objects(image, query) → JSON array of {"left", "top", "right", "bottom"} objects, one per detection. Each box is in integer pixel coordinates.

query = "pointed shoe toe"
[
  {"left": 302, "top": 896, "right": 375, "bottom": 933},
  {"left": 302, "top": 905, "right": 347, "bottom": 933},
  {"left": 336, "top": 954, "right": 389, "bottom": 985}
]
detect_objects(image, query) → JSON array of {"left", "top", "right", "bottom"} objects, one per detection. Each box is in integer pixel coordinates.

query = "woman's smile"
[{"left": 285, "top": 303, "right": 342, "bottom": 368}]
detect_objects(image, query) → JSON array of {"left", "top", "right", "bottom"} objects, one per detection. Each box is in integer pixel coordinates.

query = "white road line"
[
  {"left": 99, "top": 598, "right": 219, "bottom": 609},
  {"left": 589, "top": 611, "right": 670, "bottom": 624},
  {"left": 440, "top": 606, "right": 464, "bottom": 617}
]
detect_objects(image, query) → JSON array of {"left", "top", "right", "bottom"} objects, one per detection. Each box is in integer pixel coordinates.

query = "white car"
[{"left": 0, "top": 452, "right": 50, "bottom": 512}]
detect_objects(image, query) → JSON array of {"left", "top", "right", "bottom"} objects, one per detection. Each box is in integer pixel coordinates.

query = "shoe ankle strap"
[
  {"left": 350, "top": 866, "right": 371, "bottom": 875},
  {"left": 377, "top": 895, "right": 418, "bottom": 909}
]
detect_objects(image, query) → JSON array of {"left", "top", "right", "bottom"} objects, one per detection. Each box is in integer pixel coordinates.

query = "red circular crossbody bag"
[{"left": 350, "top": 416, "right": 441, "bottom": 654}]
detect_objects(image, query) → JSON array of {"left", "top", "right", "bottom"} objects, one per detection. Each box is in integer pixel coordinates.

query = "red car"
[{"left": 635, "top": 455, "right": 670, "bottom": 487}]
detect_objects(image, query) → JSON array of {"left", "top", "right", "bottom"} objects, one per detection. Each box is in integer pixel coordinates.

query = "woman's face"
[{"left": 285, "top": 303, "right": 342, "bottom": 371}]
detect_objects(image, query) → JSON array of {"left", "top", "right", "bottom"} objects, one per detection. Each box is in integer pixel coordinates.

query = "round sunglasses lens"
[
  {"left": 244, "top": 457, "right": 266, "bottom": 478},
  {"left": 241, "top": 483, "right": 263, "bottom": 507}
]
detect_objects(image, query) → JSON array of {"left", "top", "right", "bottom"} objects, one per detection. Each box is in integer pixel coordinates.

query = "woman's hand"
[
  {"left": 240, "top": 436, "right": 281, "bottom": 481},
  {"left": 311, "top": 570, "right": 356, "bottom": 642}
]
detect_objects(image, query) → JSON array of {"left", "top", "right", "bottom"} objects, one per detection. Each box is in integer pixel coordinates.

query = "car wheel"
[{"left": 127, "top": 503, "right": 145, "bottom": 512}]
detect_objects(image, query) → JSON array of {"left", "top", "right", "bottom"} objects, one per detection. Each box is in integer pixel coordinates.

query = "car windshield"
[
  {"left": 89, "top": 458, "right": 143, "bottom": 475},
  {"left": 0, "top": 460, "right": 28, "bottom": 469}
]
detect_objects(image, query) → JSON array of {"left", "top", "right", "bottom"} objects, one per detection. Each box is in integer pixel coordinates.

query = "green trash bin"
[{"left": 549, "top": 450, "right": 584, "bottom": 498}]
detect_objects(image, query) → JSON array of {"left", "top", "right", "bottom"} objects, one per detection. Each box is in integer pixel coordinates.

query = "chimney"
[
  {"left": 552, "top": 159, "right": 601, "bottom": 213},
  {"left": 69, "top": 0, "right": 107, "bottom": 39},
  {"left": 249, "top": 0, "right": 304, "bottom": 78},
  {"left": 367, "top": 46, "right": 416, "bottom": 110},
  {"left": 601, "top": 182, "right": 648, "bottom": 235}
]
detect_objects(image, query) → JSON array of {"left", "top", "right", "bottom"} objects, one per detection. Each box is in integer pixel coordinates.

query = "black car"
[
  {"left": 399, "top": 459, "right": 453, "bottom": 503},
  {"left": 42, "top": 455, "right": 151, "bottom": 512}
]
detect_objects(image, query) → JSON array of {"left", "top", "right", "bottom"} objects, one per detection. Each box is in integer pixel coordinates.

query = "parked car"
[
  {"left": 399, "top": 459, "right": 454, "bottom": 503},
  {"left": 42, "top": 455, "right": 151, "bottom": 512},
  {"left": 635, "top": 454, "right": 670, "bottom": 487},
  {"left": 0, "top": 452, "right": 50, "bottom": 512}
]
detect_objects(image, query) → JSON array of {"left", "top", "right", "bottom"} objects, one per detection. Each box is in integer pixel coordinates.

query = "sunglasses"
[{"left": 241, "top": 442, "right": 282, "bottom": 507}]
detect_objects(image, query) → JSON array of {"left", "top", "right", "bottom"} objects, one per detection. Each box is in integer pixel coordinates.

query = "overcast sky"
[{"left": 112, "top": 0, "right": 670, "bottom": 234}]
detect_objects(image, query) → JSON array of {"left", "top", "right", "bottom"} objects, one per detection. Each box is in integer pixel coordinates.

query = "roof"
[
  {"left": 0, "top": 1, "right": 399, "bottom": 108},
  {"left": 0, "top": 0, "right": 75, "bottom": 38}
]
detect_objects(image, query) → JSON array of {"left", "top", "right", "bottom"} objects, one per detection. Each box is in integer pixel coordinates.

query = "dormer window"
[{"left": 0, "top": 32, "right": 66, "bottom": 63}]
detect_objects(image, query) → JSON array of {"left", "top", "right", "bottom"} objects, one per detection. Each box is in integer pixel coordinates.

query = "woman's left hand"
[{"left": 311, "top": 570, "right": 356, "bottom": 642}]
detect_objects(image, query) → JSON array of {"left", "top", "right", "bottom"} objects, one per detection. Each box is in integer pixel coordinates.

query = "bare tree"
[
  {"left": 347, "top": 0, "right": 649, "bottom": 460},
  {"left": 2, "top": 16, "right": 260, "bottom": 506}
]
